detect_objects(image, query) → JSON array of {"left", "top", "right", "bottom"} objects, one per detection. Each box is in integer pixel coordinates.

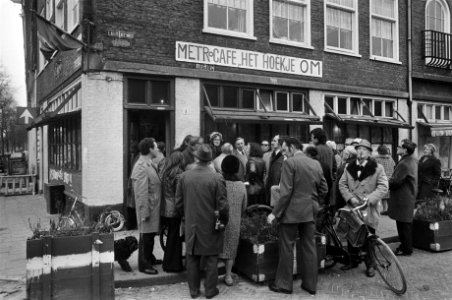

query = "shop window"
[
  {"left": 338, "top": 97, "right": 347, "bottom": 114},
  {"left": 363, "top": 98, "right": 373, "bottom": 115},
  {"left": 258, "top": 90, "right": 274, "bottom": 111},
  {"left": 276, "top": 92, "right": 289, "bottom": 111},
  {"left": 204, "top": 0, "right": 254, "bottom": 39},
  {"left": 271, "top": 0, "right": 311, "bottom": 47},
  {"left": 435, "top": 106, "right": 442, "bottom": 120},
  {"left": 325, "top": 96, "right": 335, "bottom": 112},
  {"left": 445, "top": 107, "right": 451, "bottom": 120},
  {"left": 223, "top": 86, "right": 239, "bottom": 108},
  {"left": 385, "top": 101, "right": 394, "bottom": 117},
  {"left": 293, "top": 93, "right": 305, "bottom": 112},
  {"left": 128, "top": 79, "right": 146, "bottom": 104},
  {"left": 205, "top": 85, "right": 220, "bottom": 106},
  {"left": 350, "top": 97, "right": 361, "bottom": 115},
  {"left": 325, "top": 0, "right": 358, "bottom": 54},
  {"left": 49, "top": 115, "right": 81, "bottom": 170},
  {"left": 426, "top": 105, "right": 433, "bottom": 119},
  {"left": 241, "top": 89, "right": 255, "bottom": 109},
  {"left": 151, "top": 81, "right": 170, "bottom": 105},
  {"left": 374, "top": 100, "right": 383, "bottom": 116}
]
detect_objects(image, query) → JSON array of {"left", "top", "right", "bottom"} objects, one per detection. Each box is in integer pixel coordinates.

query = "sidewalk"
[{"left": 0, "top": 194, "right": 400, "bottom": 297}]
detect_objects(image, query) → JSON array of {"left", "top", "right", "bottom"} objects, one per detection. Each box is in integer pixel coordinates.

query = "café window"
[
  {"left": 49, "top": 115, "right": 81, "bottom": 170},
  {"left": 326, "top": 94, "right": 396, "bottom": 118},
  {"left": 418, "top": 103, "right": 452, "bottom": 121},
  {"left": 203, "top": 83, "right": 310, "bottom": 113},
  {"left": 127, "top": 78, "right": 171, "bottom": 106}
]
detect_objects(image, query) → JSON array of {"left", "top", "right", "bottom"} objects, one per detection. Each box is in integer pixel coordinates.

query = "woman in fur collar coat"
[{"left": 339, "top": 139, "right": 388, "bottom": 277}]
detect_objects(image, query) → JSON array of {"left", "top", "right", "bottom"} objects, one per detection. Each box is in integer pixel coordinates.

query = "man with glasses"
[{"left": 388, "top": 140, "right": 418, "bottom": 257}]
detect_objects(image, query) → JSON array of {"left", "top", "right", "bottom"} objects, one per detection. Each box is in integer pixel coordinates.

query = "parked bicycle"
[
  {"left": 57, "top": 193, "right": 85, "bottom": 230},
  {"left": 317, "top": 201, "right": 407, "bottom": 295}
]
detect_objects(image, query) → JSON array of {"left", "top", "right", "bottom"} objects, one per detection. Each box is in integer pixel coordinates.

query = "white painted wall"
[
  {"left": 174, "top": 78, "right": 200, "bottom": 148},
  {"left": 81, "top": 72, "right": 123, "bottom": 207}
]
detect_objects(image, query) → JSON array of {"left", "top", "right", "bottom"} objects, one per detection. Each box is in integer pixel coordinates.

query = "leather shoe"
[
  {"left": 139, "top": 266, "right": 158, "bottom": 275},
  {"left": 206, "top": 288, "right": 219, "bottom": 299},
  {"left": 340, "top": 262, "right": 359, "bottom": 271},
  {"left": 366, "top": 267, "right": 375, "bottom": 277},
  {"left": 268, "top": 282, "right": 292, "bottom": 294},
  {"left": 301, "top": 285, "right": 316, "bottom": 295},
  {"left": 190, "top": 289, "right": 200, "bottom": 299}
]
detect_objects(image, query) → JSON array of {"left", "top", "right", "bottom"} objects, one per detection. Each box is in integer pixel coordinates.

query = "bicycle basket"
[{"left": 336, "top": 209, "right": 367, "bottom": 247}]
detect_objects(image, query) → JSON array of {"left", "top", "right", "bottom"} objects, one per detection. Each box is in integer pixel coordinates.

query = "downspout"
[{"left": 407, "top": 0, "right": 413, "bottom": 140}]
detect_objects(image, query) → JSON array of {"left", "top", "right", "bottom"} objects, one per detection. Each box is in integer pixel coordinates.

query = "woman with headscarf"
[
  {"left": 418, "top": 143, "right": 441, "bottom": 200},
  {"left": 220, "top": 155, "right": 247, "bottom": 286},
  {"left": 209, "top": 132, "right": 223, "bottom": 159}
]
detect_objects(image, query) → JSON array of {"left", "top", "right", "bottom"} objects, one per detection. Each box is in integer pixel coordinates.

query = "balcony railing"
[{"left": 423, "top": 30, "right": 452, "bottom": 69}]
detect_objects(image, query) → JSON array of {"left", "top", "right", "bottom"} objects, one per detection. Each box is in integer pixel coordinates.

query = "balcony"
[{"left": 423, "top": 30, "right": 452, "bottom": 69}]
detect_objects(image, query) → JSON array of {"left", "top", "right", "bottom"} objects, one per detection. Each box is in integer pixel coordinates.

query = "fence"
[{"left": 0, "top": 174, "right": 36, "bottom": 196}]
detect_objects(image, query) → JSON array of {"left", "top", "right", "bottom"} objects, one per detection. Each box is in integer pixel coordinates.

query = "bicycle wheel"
[
  {"left": 104, "top": 211, "right": 125, "bottom": 232},
  {"left": 370, "top": 238, "right": 407, "bottom": 295}
]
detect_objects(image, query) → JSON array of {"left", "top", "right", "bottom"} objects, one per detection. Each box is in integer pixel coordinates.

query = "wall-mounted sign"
[
  {"left": 176, "top": 41, "right": 322, "bottom": 78},
  {"left": 107, "top": 30, "right": 135, "bottom": 39}
]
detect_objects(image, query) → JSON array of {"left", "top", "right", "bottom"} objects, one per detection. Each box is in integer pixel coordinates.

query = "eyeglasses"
[{"left": 261, "top": 143, "right": 269, "bottom": 146}]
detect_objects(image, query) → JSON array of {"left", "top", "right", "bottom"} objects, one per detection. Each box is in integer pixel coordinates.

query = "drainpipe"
[{"left": 407, "top": 0, "right": 413, "bottom": 140}]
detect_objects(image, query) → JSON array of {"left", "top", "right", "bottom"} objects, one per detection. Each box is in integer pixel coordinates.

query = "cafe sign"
[{"left": 176, "top": 41, "right": 322, "bottom": 78}]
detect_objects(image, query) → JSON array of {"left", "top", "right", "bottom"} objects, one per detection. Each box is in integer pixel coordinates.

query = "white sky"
[{"left": 0, "top": 0, "right": 26, "bottom": 107}]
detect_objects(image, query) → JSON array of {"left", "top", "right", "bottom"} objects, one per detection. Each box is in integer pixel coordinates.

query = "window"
[
  {"left": 292, "top": 93, "right": 305, "bottom": 112},
  {"left": 67, "top": 0, "right": 79, "bottom": 32},
  {"left": 325, "top": 0, "right": 358, "bottom": 54},
  {"left": 204, "top": 0, "right": 254, "bottom": 39},
  {"left": 370, "top": 0, "right": 399, "bottom": 61},
  {"left": 241, "top": 89, "right": 255, "bottom": 109},
  {"left": 46, "top": 0, "right": 54, "bottom": 20},
  {"left": 49, "top": 115, "right": 81, "bottom": 170},
  {"left": 418, "top": 102, "right": 452, "bottom": 121},
  {"left": 127, "top": 78, "right": 171, "bottom": 106},
  {"left": 426, "top": 0, "right": 450, "bottom": 32},
  {"left": 338, "top": 97, "right": 347, "bottom": 114},
  {"left": 205, "top": 85, "right": 220, "bottom": 107},
  {"left": 275, "top": 92, "right": 289, "bottom": 111},
  {"left": 270, "top": 0, "right": 311, "bottom": 47},
  {"left": 325, "top": 96, "right": 335, "bottom": 112},
  {"left": 223, "top": 86, "right": 239, "bottom": 108},
  {"left": 326, "top": 95, "right": 396, "bottom": 118},
  {"left": 55, "top": 0, "right": 65, "bottom": 30},
  {"left": 258, "top": 90, "right": 273, "bottom": 111}
]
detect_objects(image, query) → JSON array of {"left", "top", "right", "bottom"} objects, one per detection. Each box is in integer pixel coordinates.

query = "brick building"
[
  {"left": 411, "top": 0, "right": 452, "bottom": 170},
  {"left": 21, "top": 0, "right": 416, "bottom": 218}
]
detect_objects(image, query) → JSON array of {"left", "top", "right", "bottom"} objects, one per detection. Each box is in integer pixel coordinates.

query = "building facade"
[{"left": 22, "top": 0, "right": 418, "bottom": 218}]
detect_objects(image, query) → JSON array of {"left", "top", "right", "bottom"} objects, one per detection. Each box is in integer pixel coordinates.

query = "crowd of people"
[{"left": 127, "top": 128, "right": 443, "bottom": 298}]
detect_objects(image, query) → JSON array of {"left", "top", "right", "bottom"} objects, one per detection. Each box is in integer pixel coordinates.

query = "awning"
[
  {"left": 324, "top": 113, "right": 413, "bottom": 129},
  {"left": 205, "top": 106, "right": 322, "bottom": 124},
  {"left": 417, "top": 121, "right": 452, "bottom": 137}
]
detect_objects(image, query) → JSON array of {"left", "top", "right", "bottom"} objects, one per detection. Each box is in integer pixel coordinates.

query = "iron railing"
[{"left": 423, "top": 30, "right": 452, "bottom": 69}]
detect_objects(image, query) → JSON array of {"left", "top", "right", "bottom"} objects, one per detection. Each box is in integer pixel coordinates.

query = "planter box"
[
  {"left": 413, "top": 219, "right": 452, "bottom": 252},
  {"left": 26, "top": 233, "right": 114, "bottom": 300},
  {"left": 234, "top": 233, "right": 326, "bottom": 283}
]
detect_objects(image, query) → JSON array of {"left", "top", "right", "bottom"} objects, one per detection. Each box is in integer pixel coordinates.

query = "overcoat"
[
  {"left": 131, "top": 155, "right": 161, "bottom": 233},
  {"left": 266, "top": 150, "right": 284, "bottom": 202},
  {"left": 176, "top": 164, "right": 229, "bottom": 255},
  {"left": 339, "top": 158, "right": 388, "bottom": 229},
  {"left": 388, "top": 154, "right": 418, "bottom": 223},
  {"left": 417, "top": 155, "right": 441, "bottom": 200},
  {"left": 272, "top": 152, "right": 328, "bottom": 223}
]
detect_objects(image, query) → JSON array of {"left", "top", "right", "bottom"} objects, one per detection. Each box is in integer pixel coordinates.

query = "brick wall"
[
  {"left": 81, "top": 72, "right": 124, "bottom": 207},
  {"left": 93, "top": 0, "right": 408, "bottom": 93}
]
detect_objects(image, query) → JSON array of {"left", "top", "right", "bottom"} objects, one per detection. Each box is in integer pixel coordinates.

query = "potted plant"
[
  {"left": 233, "top": 205, "right": 326, "bottom": 283},
  {"left": 26, "top": 215, "right": 115, "bottom": 299},
  {"left": 413, "top": 196, "right": 452, "bottom": 252}
]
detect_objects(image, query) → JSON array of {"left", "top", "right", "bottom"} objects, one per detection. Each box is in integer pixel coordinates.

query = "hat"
[
  {"left": 351, "top": 138, "right": 362, "bottom": 146},
  {"left": 354, "top": 139, "right": 372, "bottom": 151},
  {"left": 221, "top": 155, "right": 240, "bottom": 175},
  {"left": 326, "top": 140, "right": 337, "bottom": 150},
  {"left": 194, "top": 144, "right": 213, "bottom": 162},
  {"left": 209, "top": 132, "right": 223, "bottom": 142}
]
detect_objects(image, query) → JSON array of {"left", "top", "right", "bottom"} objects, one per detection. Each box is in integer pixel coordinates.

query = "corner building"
[{"left": 22, "top": 0, "right": 412, "bottom": 219}]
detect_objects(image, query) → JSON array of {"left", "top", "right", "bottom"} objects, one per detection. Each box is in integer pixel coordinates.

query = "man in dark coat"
[
  {"left": 176, "top": 144, "right": 229, "bottom": 299},
  {"left": 267, "top": 138, "right": 328, "bottom": 295},
  {"left": 389, "top": 139, "right": 418, "bottom": 256},
  {"left": 266, "top": 135, "right": 285, "bottom": 205}
]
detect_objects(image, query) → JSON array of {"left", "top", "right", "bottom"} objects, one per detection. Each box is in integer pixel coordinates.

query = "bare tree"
[{"left": 0, "top": 66, "right": 18, "bottom": 157}]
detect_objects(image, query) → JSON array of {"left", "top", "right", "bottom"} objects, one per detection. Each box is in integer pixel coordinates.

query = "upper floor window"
[
  {"left": 426, "top": 0, "right": 451, "bottom": 32},
  {"left": 325, "top": 0, "right": 359, "bottom": 55},
  {"left": 270, "top": 0, "right": 311, "bottom": 48},
  {"left": 45, "top": 0, "right": 54, "bottom": 20},
  {"left": 204, "top": 0, "right": 255, "bottom": 39},
  {"left": 67, "top": 0, "right": 80, "bottom": 33},
  {"left": 370, "top": 0, "right": 399, "bottom": 62},
  {"left": 55, "top": 0, "right": 65, "bottom": 30}
]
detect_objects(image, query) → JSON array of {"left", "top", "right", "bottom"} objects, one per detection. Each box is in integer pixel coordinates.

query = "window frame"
[
  {"left": 126, "top": 78, "right": 173, "bottom": 107},
  {"left": 418, "top": 102, "right": 452, "bottom": 121},
  {"left": 55, "top": 0, "right": 66, "bottom": 30},
  {"left": 324, "top": 0, "right": 360, "bottom": 56},
  {"left": 425, "top": 0, "right": 451, "bottom": 33},
  {"left": 269, "top": 0, "right": 312, "bottom": 49},
  {"left": 369, "top": 0, "right": 400, "bottom": 63},
  {"left": 67, "top": 0, "right": 80, "bottom": 33},
  {"left": 203, "top": 0, "right": 256, "bottom": 40},
  {"left": 325, "top": 94, "right": 396, "bottom": 118}
]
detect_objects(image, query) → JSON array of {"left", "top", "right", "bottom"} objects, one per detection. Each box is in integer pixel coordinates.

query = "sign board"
[
  {"left": 176, "top": 41, "right": 322, "bottom": 78},
  {"left": 16, "top": 107, "right": 38, "bottom": 125}
]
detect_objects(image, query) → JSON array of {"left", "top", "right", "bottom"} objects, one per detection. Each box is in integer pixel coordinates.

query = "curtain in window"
[
  {"left": 327, "top": 7, "right": 353, "bottom": 49},
  {"left": 208, "top": 0, "right": 246, "bottom": 32},
  {"left": 327, "top": 0, "right": 354, "bottom": 8},
  {"left": 372, "top": 18, "right": 394, "bottom": 58},
  {"left": 372, "top": 0, "right": 395, "bottom": 18},
  {"left": 273, "top": 1, "right": 304, "bottom": 42},
  {"left": 426, "top": 0, "right": 445, "bottom": 32},
  {"left": 228, "top": 0, "right": 247, "bottom": 32}
]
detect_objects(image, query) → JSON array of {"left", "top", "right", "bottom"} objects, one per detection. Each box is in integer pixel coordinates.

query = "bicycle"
[
  {"left": 98, "top": 207, "right": 125, "bottom": 232},
  {"left": 318, "top": 201, "right": 407, "bottom": 295},
  {"left": 57, "top": 193, "right": 85, "bottom": 230}
]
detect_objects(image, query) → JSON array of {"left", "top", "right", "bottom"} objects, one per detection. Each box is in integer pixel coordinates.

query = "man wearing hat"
[
  {"left": 176, "top": 144, "right": 229, "bottom": 299},
  {"left": 338, "top": 139, "right": 388, "bottom": 277}
]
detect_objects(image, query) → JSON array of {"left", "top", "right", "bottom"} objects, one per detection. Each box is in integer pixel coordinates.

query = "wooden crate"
[
  {"left": 413, "top": 219, "right": 452, "bottom": 252},
  {"left": 26, "top": 233, "right": 114, "bottom": 300},
  {"left": 234, "top": 233, "right": 326, "bottom": 283}
]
